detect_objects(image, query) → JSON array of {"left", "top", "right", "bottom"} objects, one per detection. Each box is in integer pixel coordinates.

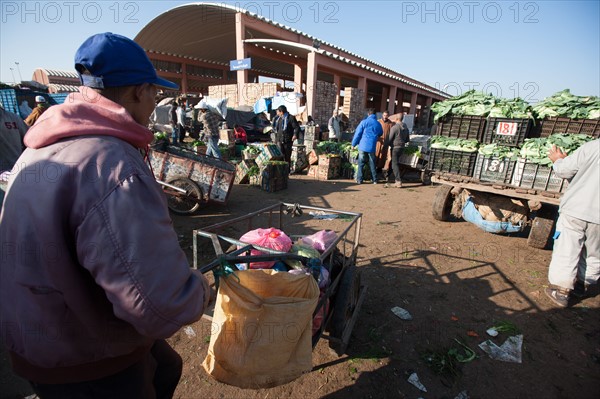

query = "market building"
[{"left": 135, "top": 2, "right": 448, "bottom": 128}]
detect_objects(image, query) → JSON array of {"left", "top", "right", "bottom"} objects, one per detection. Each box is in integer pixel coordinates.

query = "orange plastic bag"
[{"left": 203, "top": 269, "right": 319, "bottom": 388}]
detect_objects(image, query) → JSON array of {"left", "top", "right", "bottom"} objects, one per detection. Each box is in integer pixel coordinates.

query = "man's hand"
[{"left": 548, "top": 144, "right": 568, "bottom": 163}]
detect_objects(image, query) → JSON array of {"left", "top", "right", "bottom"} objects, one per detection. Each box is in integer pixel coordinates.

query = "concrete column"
[
  {"left": 388, "top": 86, "right": 397, "bottom": 114},
  {"left": 235, "top": 12, "right": 248, "bottom": 106},
  {"left": 358, "top": 77, "right": 367, "bottom": 109},
  {"left": 425, "top": 96, "right": 432, "bottom": 107},
  {"left": 409, "top": 92, "right": 418, "bottom": 115},
  {"left": 181, "top": 63, "right": 187, "bottom": 95},
  {"left": 379, "top": 86, "right": 389, "bottom": 113},
  {"left": 306, "top": 51, "right": 318, "bottom": 118},
  {"left": 333, "top": 74, "right": 341, "bottom": 111},
  {"left": 294, "top": 64, "right": 302, "bottom": 95}
]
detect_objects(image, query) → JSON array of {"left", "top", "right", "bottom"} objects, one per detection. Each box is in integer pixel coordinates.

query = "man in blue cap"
[{"left": 0, "top": 33, "right": 211, "bottom": 398}]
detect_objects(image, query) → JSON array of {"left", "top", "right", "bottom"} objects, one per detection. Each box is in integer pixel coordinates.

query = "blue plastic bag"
[{"left": 462, "top": 197, "right": 523, "bottom": 234}]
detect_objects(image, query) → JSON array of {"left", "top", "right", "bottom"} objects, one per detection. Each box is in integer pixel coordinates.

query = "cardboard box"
[
  {"left": 219, "top": 129, "right": 236, "bottom": 145},
  {"left": 307, "top": 165, "right": 319, "bottom": 179},
  {"left": 317, "top": 155, "right": 341, "bottom": 180},
  {"left": 235, "top": 159, "right": 257, "bottom": 184},
  {"left": 308, "top": 150, "right": 320, "bottom": 165},
  {"left": 256, "top": 143, "right": 284, "bottom": 168}
]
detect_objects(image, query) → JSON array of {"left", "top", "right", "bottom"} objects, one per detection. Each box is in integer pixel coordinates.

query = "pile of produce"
[
  {"left": 477, "top": 143, "right": 519, "bottom": 159},
  {"left": 431, "top": 90, "right": 533, "bottom": 123},
  {"left": 519, "top": 133, "right": 594, "bottom": 165},
  {"left": 316, "top": 141, "right": 344, "bottom": 155},
  {"left": 430, "top": 136, "right": 479, "bottom": 152},
  {"left": 532, "top": 89, "right": 600, "bottom": 119}
]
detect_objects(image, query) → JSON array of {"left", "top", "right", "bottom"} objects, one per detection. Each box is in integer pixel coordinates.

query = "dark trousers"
[
  {"left": 391, "top": 146, "right": 404, "bottom": 183},
  {"left": 30, "top": 340, "right": 182, "bottom": 399},
  {"left": 274, "top": 140, "right": 293, "bottom": 165},
  {"left": 177, "top": 124, "right": 186, "bottom": 143}
]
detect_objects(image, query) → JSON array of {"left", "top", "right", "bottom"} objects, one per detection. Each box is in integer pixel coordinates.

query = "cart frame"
[
  {"left": 192, "top": 202, "right": 367, "bottom": 355},
  {"left": 149, "top": 146, "right": 235, "bottom": 214}
]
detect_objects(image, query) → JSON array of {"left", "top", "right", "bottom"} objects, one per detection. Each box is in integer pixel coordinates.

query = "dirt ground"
[{"left": 3, "top": 172, "right": 599, "bottom": 399}]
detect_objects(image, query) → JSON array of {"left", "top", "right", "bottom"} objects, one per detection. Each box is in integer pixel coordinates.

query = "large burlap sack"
[{"left": 203, "top": 269, "right": 320, "bottom": 388}]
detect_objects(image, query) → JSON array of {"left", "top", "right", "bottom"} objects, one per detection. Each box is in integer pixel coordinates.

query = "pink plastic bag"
[
  {"left": 301, "top": 230, "right": 337, "bottom": 253},
  {"left": 239, "top": 228, "right": 292, "bottom": 269}
]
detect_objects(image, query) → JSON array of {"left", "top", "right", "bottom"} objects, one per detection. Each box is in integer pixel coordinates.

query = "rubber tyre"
[
  {"left": 528, "top": 205, "right": 557, "bottom": 249},
  {"left": 329, "top": 265, "right": 361, "bottom": 354},
  {"left": 420, "top": 170, "right": 432, "bottom": 185},
  {"left": 432, "top": 184, "right": 454, "bottom": 221},
  {"left": 166, "top": 178, "right": 203, "bottom": 215}
]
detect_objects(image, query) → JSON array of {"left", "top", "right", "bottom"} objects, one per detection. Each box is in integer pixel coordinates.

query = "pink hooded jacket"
[{"left": 0, "top": 88, "right": 209, "bottom": 383}]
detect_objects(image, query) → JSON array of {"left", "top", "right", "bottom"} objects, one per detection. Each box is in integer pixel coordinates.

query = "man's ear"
[{"left": 132, "top": 84, "right": 148, "bottom": 103}]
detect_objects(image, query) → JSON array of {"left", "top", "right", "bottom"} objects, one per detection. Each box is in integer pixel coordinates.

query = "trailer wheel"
[
  {"left": 166, "top": 178, "right": 203, "bottom": 215},
  {"left": 420, "top": 170, "right": 432, "bottom": 185},
  {"left": 432, "top": 184, "right": 454, "bottom": 221},
  {"left": 329, "top": 265, "right": 361, "bottom": 355},
  {"left": 527, "top": 205, "right": 557, "bottom": 249}
]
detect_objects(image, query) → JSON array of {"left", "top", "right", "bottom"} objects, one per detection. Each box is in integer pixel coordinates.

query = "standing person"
[
  {"left": 545, "top": 140, "right": 600, "bottom": 307},
  {"left": 0, "top": 106, "right": 28, "bottom": 205},
  {"left": 328, "top": 110, "right": 341, "bottom": 142},
  {"left": 189, "top": 103, "right": 200, "bottom": 139},
  {"left": 24, "top": 95, "right": 49, "bottom": 126},
  {"left": 0, "top": 106, "right": 28, "bottom": 173},
  {"left": 272, "top": 105, "right": 299, "bottom": 165},
  {"left": 169, "top": 100, "right": 179, "bottom": 145},
  {"left": 386, "top": 114, "right": 410, "bottom": 188},
  {"left": 176, "top": 100, "right": 187, "bottom": 144},
  {"left": 196, "top": 100, "right": 222, "bottom": 158},
  {"left": 376, "top": 110, "right": 394, "bottom": 176},
  {"left": 0, "top": 32, "right": 211, "bottom": 399},
  {"left": 351, "top": 108, "right": 383, "bottom": 184}
]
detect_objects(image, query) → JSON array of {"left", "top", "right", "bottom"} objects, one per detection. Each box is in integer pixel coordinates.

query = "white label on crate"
[
  {"left": 484, "top": 158, "right": 505, "bottom": 173},
  {"left": 496, "top": 122, "right": 518, "bottom": 136}
]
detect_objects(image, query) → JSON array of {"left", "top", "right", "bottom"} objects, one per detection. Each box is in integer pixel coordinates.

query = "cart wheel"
[
  {"left": 420, "top": 170, "right": 431, "bottom": 185},
  {"left": 432, "top": 184, "right": 454, "bottom": 221},
  {"left": 166, "top": 178, "right": 203, "bottom": 215},
  {"left": 527, "top": 205, "right": 557, "bottom": 249},
  {"left": 329, "top": 265, "right": 361, "bottom": 355}
]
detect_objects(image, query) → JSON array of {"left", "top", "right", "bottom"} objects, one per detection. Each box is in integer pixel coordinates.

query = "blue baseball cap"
[{"left": 74, "top": 32, "right": 178, "bottom": 89}]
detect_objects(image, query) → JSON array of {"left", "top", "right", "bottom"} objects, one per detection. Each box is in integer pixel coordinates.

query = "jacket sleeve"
[
  {"left": 352, "top": 122, "right": 364, "bottom": 147},
  {"left": 76, "top": 172, "right": 209, "bottom": 339},
  {"left": 291, "top": 116, "right": 300, "bottom": 136},
  {"left": 387, "top": 125, "right": 397, "bottom": 148},
  {"left": 552, "top": 146, "right": 584, "bottom": 179}
]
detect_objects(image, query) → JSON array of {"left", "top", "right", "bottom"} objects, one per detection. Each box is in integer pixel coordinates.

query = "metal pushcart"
[
  {"left": 192, "top": 202, "right": 367, "bottom": 355},
  {"left": 149, "top": 146, "right": 235, "bottom": 215}
]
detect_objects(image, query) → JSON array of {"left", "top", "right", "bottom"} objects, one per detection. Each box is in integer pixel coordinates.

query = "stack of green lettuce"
[
  {"left": 532, "top": 89, "right": 600, "bottom": 120},
  {"left": 431, "top": 90, "right": 533, "bottom": 123},
  {"left": 478, "top": 143, "right": 519, "bottom": 160},
  {"left": 430, "top": 136, "right": 479, "bottom": 152},
  {"left": 519, "top": 133, "right": 594, "bottom": 166}
]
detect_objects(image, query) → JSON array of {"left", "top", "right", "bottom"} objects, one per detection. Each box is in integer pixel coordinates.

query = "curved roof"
[
  {"left": 135, "top": 2, "right": 447, "bottom": 98},
  {"left": 39, "top": 69, "right": 79, "bottom": 79}
]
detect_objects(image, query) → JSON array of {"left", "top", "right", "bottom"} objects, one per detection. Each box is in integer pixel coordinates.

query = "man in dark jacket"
[
  {"left": 387, "top": 114, "right": 411, "bottom": 187},
  {"left": 0, "top": 32, "right": 211, "bottom": 399},
  {"left": 351, "top": 108, "right": 383, "bottom": 184},
  {"left": 272, "top": 105, "right": 299, "bottom": 164}
]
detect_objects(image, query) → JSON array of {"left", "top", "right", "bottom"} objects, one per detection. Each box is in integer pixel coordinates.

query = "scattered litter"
[
  {"left": 486, "top": 328, "right": 499, "bottom": 337},
  {"left": 183, "top": 326, "right": 197, "bottom": 337},
  {"left": 407, "top": 372, "right": 427, "bottom": 392},
  {"left": 391, "top": 306, "right": 413, "bottom": 320},
  {"left": 466, "top": 330, "right": 479, "bottom": 337},
  {"left": 454, "top": 390, "right": 469, "bottom": 399},
  {"left": 479, "top": 335, "right": 523, "bottom": 363}
]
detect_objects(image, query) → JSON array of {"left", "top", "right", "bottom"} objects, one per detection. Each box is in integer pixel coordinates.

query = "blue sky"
[{"left": 1, "top": 1, "right": 598, "bottom": 102}]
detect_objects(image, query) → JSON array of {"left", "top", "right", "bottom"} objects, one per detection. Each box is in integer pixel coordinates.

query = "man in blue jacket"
[{"left": 352, "top": 108, "right": 383, "bottom": 184}]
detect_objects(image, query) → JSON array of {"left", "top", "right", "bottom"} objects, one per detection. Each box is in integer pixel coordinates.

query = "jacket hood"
[{"left": 24, "top": 87, "right": 153, "bottom": 149}]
